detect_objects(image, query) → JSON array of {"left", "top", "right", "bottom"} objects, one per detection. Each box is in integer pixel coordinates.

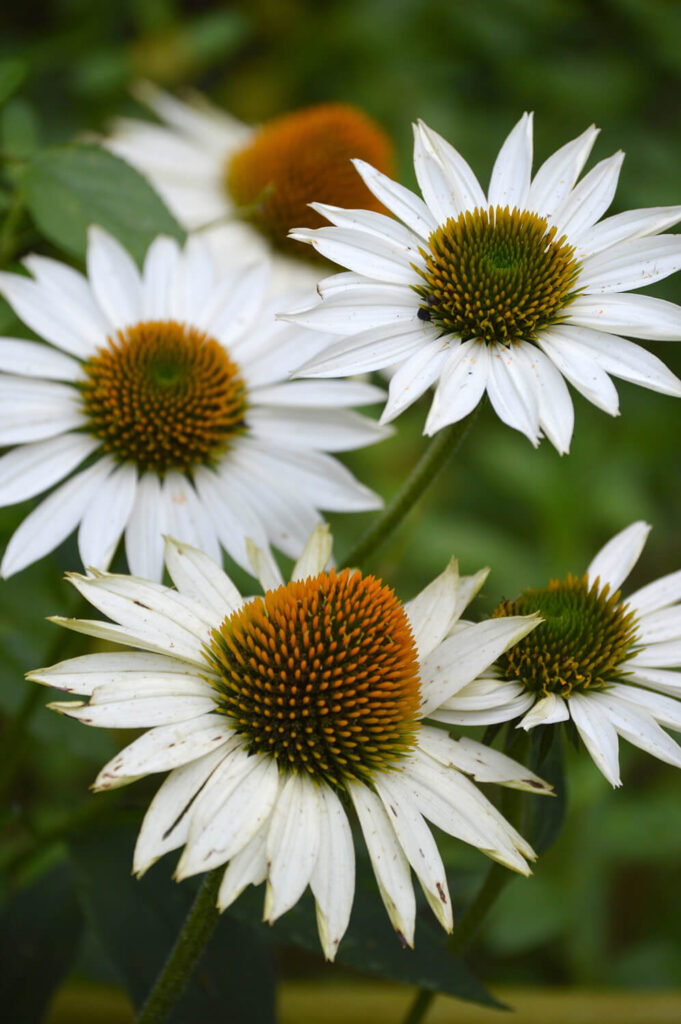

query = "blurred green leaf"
[
  {"left": 524, "top": 727, "right": 567, "bottom": 855},
  {"left": 0, "top": 59, "right": 27, "bottom": 108},
  {"left": 0, "top": 98, "right": 41, "bottom": 159},
  {"left": 0, "top": 864, "right": 83, "bottom": 1023},
  {"left": 70, "top": 824, "right": 276, "bottom": 1023},
  {"left": 22, "top": 145, "right": 184, "bottom": 264}
]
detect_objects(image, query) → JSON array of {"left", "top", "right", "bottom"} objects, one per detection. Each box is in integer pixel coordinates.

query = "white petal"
[
  {"left": 289, "top": 227, "right": 422, "bottom": 286},
  {"left": 199, "top": 263, "right": 271, "bottom": 347},
  {"left": 414, "top": 121, "right": 487, "bottom": 215},
  {"left": 164, "top": 537, "right": 241, "bottom": 619},
  {"left": 50, "top": 694, "right": 215, "bottom": 728},
  {"left": 0, "top": 433, "right": 98, "bottom": 507},
  {"left": 590, "top": 692, "right": 681, "bottom": 769},
  {"left": 404, "top": 557, "right": 460, "bottom": 661},
  {"left": 142, "top": 235, "right": 181, "bottom": 318},
  {"left": 380, "top": 339, "right": 450, "bottom": 424},
  {"left": 635, "top": 607, "right": 681, "bottom": 644},
  {"left": 309, "top": 787, "right": 355, "bottom": 961},
  {"left": 568, "top": 292, "right": 681, "bottom": 341},
  {"left": 0, "top": 456, "right": 115, "bottom": 578},
  {"left": 425, "top": 341, "right": 490, "bottom": 435},
  {"left": 352, "top": 158, "right": 438, "bottom": 239},
  {"left": 555, "top": 153, "right": 624, "bottom": 238},
  {"left": 93, "top": 716, "right": 234, "bottom": 790},
  {"left": 0, "top": 338, "right": 81, "bottom": 380},
  {"left": 248, "top": 406, "right": 391, "bottom": 453},
  {"left": 569, "top": 693, "right": 621, "bottom": 786},
  {"left": 558, "top": 326, "right": 681, "bottom": 398},
  {"left": 296, "top": 322, "right": 428, "bottom": 378},
  {"left": 577, "top": 205, "right": 681, "bottom": 257},
  {"left": 580, "top": 236, "right": 681, "bottom": 294},
  {"left": 218, "top": 825, "right": 269, "bottom": 910},
  {"left": 586, "top": 520, "right": 650, "bottom": 592},
  {"left": 178, "top": 751, "right": 280, "bottom": 878},
  {"left": 418, "top": 726, "right": 552, "bottom": 793},
  {"left": 622, "top": 667, "right": 681, "bottom": 697},
  {"left": 86, "top": 226, "right": 142, "bottom": 329},
  {"left": 78, "top": 462, "right": 137, "bottom": 571},
  {"left": 412, "top": 123, "right": 462, "bottom": 223},
  {"left": 22, "top": 254, "right": 113, "bottom": 347},
  {"left": 309, "top": 204, "right": 424, "bottom": 256},
  {"left": 488, "top": 113, "right": 533, "bottom": 211},
  {"left": 486, "top": 343, "right": 540, "bottom": 447},
  {"left": 431, "top": 692, "right": 535, "bottom": 727},
  {"left": 0, "top": 377, "right": 88, "bottom": 445},
  {"left": 420, "top": 614, "right": 541, "bottom": 716},
  {"left": 0, "top": 273, "right": 101, "bottom": 358},
  {"left": 519, "top": 693, "right": 570, "bottom": 729},
  {"left": 125, "top": 472, "right": 165, "bottom": 581},
  {"left": 291, "top": 523, "right": 333, "bottom": 581},
  {"left": 528, "top": 125, "right": 600, "bottom": 220},
  {"left": 265, "top": 773, "right": 320, "bottom": 922},
  {"left": 246, "top": 538, "right": 284, "bottom": 592},
  {"left": 538, "top": 327, "right": 620, "bottom": 415},
  {"left": 626, "top": 639, "right": 681, "bottom": 669},
  {"left": 161, "top": 471, "right": 221, "bottom": 566},
  {"left": 607, "top": 683, "right": 681, "bottom": 731},
  {"left": 514, "top": 344, "right": 574, "bottom": 455},
  {"left": 627, "top": 569, "right": 681, "bottom": 618},
  {"left": 27, "top": 650, "right": 204, "bottom": 696},
  {"left": 349, "top": 783, "right": 415, "bottom": 946},
  {"left": 281, "top": 286, "right": 417, "bottom": 336},
  {"left": 133, "top": 745, "right": 233, "bottom": 875},
  {"left": 254, "top": 379, "right": 386, "bottom": 408}
]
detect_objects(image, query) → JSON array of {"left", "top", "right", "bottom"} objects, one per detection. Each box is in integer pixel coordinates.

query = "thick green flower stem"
[
  {"left": 342, "top": 409, "right": 479, "bottom": 571},
  {"left": 135, "top": 868, "right": 223, "bottom": 1024},
  {"left": 401, "top": 862, "right": 512, "bottom": 1024}
]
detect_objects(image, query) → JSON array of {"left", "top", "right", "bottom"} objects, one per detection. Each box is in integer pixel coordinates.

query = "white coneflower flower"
[
  {"left": 285, "top": 114, "right": 681, "bottom": 452},
  {"left": 106, "top": 83, "right": 395, "bottom": 294},
  {"left": 433, "top": 522, "right": 681, "bottom": 787},
  {"left": 29, "top": 526, "right": 549, "bottom": 959},
  {"left": 0, "top": 229, "right": 388, "bottom": 579}
]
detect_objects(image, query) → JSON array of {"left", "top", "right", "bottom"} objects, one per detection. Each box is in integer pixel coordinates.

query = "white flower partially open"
[
  {"left": 30, "top": 526, "right": 549, "bottom": 960},
  {"left": 434, "top": 522, "right": 681, "bottom": 787},
  {"left": 0, "top": 229, "right": 389, "bottom": 579},
  {"left": 285, "top": 114, "right": 681, "bottom": 452}
]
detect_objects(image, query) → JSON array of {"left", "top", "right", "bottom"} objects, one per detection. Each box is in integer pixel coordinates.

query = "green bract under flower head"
[{"left": 494, "top": 573, "right": 640, "bottom": 698}]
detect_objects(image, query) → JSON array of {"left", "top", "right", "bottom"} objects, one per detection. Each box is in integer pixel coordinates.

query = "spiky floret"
[
  {"left": 225, "top": 103, "right": 395, "bottom": 252},
  {"left": 414, "top": 206, "right": 581, "bottom": 346},
  {"left": 80, "top": 320, "right": 247, "bottom": 473},
  {"left": 206, "top": 568, "right": 421, "bottom": 789},
  {"left": 494, "top": 574, "right": 640, "bottom": 698}
]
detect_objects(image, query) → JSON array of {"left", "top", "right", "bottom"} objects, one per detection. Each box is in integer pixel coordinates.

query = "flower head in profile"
[
  {"left": 432, "top": 522, "right": 681, "bottom": 787},
  {"left": 106, "top": 83, "right": 395, "bottom": 294},
  {"left": 0, "top": 229, "right": 388, "bottom": 579},
  {"left": 29, "top": 527, "right": 549, "bottom": 959},
  {"left": 286, "top": 114, "right": 681, "bottom": 452}
]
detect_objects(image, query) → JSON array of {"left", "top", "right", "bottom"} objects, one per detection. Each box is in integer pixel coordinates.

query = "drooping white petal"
[
  {"left": 375, "top": 773, "right": 452, "bottom": 931},
  {"left": 431, "top": 691, "right": 535, "bottom": 727},
  {"left": 514, "top": 343, "right": 574, "bottom": 455},
  {"left": 86, "top": 226, "right": 142, "bottom": 329},
  {"left": 309, "top": 786, "right": 355, "bottom": 961},
  {"left": 420, "top": 614, "right": 541, "bottom": 716},
  {"left": 586, "top": 520, "right": 650, "bottom": 593},
  {"left": 218, "top": 824, "right": 269, "bottom": 911},
  {"left": 0, "top": 456, "right": 115, "bottom": 578},
  {"left": 92, "top": 715, "right": 234, "bottom": 790},
  {"left": 78, "top": 462, "right": 137, "bottom": 571},
  {"left": 488, "top": 112, "right": 533, "bottom": 211},
  {"left": 265, "top": 773, "right": 321, "bottom": 922},
  {"left": 352, "top": 158, "right": 438, "bottom": 239},
  {"left": 568, "top": 692, "right": 621, "bottom": 787},
  {"left": 125, "top": 472, "right": 165, "bottom": 582},
  {"left": 518, "top": 693, "right": 570, "bottom": 729},
  {"left": 486, "top": 343, "right": 540, "bottom": 447},
  {"left": 568, "top": 293, "right": 681, "bottom": 341},
  {"left": 537, "top": 327, "right": 620, "bottom": 415},
  {"left": 134, "top": 744, "right": 235, "bottom": 876},
  {"left": 291, "top": 523, "right": 332, "bottom": 581},
  {"left": 380, "top": 339, "right": 450, "bottom": 424},
  {"left": 418, "top": 725, "right": 553, "bottom": 793},
  {"left": 349, "top": 783, "right": 415, "bottom": 946},
  {"left": 0, "top": 433, "right": 98, "bottom": 507},
  {"left": 425, "top": 340, "right": 490, "bottom": 435}
]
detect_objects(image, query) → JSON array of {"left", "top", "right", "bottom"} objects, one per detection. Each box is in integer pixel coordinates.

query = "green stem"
[
  {"left": 401, "top": 863, "right": 511, "bottom": 1024},
  {"left": 135, "top": 869, "right": 223, "bottom": 1024},
  {"left": 342, "top": 409, "right": 478, "bottom": 570}
]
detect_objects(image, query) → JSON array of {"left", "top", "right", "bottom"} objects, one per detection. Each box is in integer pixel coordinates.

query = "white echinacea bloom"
[
  {"left": 433, "top": 522, "right": 681, "bottom": 787},
  {"left": 0, "top": 229, "right": 389, "bottom": 579},
  {"left": 106, "top": 83, "right": 395, "bottom": 295},
  {"left": 285, "top": 113, "right": 681, "bottom": 452},
  {"left": 29, "top": 526, "right": 551, "bottom": 959}
]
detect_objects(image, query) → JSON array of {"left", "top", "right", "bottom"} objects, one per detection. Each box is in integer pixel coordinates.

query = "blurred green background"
[{"left": 1, "top": 0, "right": 681, "bottom": 1020}]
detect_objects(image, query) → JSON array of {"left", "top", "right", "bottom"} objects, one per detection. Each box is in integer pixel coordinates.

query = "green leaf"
[
  {"left": 0, "top": 864, "right": 83, "bottom": 1023},
  {"left": 23, "top": 145, "right": 184, "bottom": 264},
  {"left": 0, "top": 59, "right": 27, "bottom": 108},
  {"left": 0, "top": 98, "right": 40, "bottom": 159},
  {"left": 70, "top": 823, "right": 275, "bottom": 1024}
]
